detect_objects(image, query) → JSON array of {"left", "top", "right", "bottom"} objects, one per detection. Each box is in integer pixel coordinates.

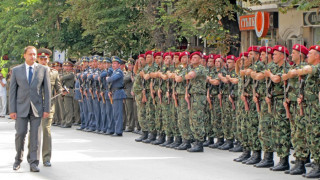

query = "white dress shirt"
[{"left": 25, "top": 62, "right": 37, "bottom": 80}]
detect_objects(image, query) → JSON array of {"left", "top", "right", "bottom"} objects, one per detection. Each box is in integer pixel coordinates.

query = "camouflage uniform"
[
  {"left": 175, "top": 65, "right": 192, "bottom": 140},
  {"left": 270, "top": 62, "right": 291, "bottom": 158},
  {"left": 132, "top": 69, "right": 147, "bottom": 131},
  {"left": 288, "top": 62, "right": 309, "bottom": 161},
  {"left": 159, "top": 65, "right": 172, "bottom": 137},
  {"left": 257, "top": 62, "right": 277, "bottom": 153},
  {"left": 211, "top": 69, "right": 223, "bottom": 140},
  {"left": 304, "top": 63, "right": 320, "bottom": 164},
  {"left": 143, "top": 63, "right": 157, "bottom": 133},
  {"left": 204, "top": 67, "right": 215, "bottom": 140},
  {"left": 170, "top": 65, "right": 180, "bottom": 138},
  {"left": 189, "top": 65, "right": 208, "bottom": 142}
]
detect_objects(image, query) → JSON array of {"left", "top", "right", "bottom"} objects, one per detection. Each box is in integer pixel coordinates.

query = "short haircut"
[{"left": 24, "top": 46, "right": 37, "bottom": 54}]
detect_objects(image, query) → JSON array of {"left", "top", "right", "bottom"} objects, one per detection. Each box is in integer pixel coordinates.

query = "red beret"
[
  {"left": 174, "top": 52, "right": 180, "bottom": 56},
  {"left": 214, "top": 55, "right": 226, "bottom": 63},
  {"left": 190, "top": 52, "right": 203, "bottom": 59},
  {"left": 138, "top": 54, "right": 145, "bottom": 59},
  {"left": 179, "top": 51, "right": 190, "bottom": 61},
  {"left": 272, "top": 45, "right": 289, "bottom": 56},
  {"left": 163, "top": 52, "right": 173, "bottom": 59},
  {"left": 226, "top": 55, "right": 236, "bottom": 61},
  {"left": 309, "top": 45, "right": 320, "bottom": 52},
  {"left": 203, "top": 55, "right": 209, "bottom": 60},
  {"left": 239, "top": 52, "right": 248, "bottom": 58},
  {"left": 292, "top": 44, "right": 309, "bottom": 56},
  {"left": 259, "top": 46, "right": 273, "bottom": 54},
  {"left": 145, "top": 51, "right": 154, "bottom": 56},
  {"left": 235, "top": 57, "right": 240, "bottom": 62},
  {"left": 247, "top": 46, "right": 260, "bottom": 53},
  {"left": 208, "top": 54, "right": 216, "bottom": 60},
  {"left": 153, "top": 52, "right": 164, "bottom": 58}
]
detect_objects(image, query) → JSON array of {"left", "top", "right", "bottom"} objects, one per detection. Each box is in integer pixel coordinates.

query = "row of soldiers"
[{"left": 130, "top": 45, "right": 320, "bottom": 178}]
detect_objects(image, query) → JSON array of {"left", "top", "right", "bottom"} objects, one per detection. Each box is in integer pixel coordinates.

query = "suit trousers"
[{"left": 15, "top": 110, "right": 41, "bottom": 165}]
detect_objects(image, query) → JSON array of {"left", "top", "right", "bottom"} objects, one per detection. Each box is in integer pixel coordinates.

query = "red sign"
[
  {"left": 239, "top": 15, "right": 255, "bottom": 31},
  {"left": 255, "top": 12, "right": 269, "bottom": 37}
]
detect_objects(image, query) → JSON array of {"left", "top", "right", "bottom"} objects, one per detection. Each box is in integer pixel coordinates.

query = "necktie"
[{"left": 28, "top": 67, "right": 33, "bottom": 84}]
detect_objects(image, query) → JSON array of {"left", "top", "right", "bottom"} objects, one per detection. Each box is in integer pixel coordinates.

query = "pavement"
[{"left": 0, "top": 117, "right": 307, "bottom": 180}]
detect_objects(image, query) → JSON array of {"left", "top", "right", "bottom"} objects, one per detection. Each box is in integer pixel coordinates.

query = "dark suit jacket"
[{"left": 9, "top": 63, "right": 51, "bottom": 118}]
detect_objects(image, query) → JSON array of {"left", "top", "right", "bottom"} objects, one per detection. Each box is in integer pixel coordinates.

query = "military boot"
[
  {"left": 209, "top": 138, "right": 224, "bottom": 149},
  {"left": 287, "top": 160, "right": 306, "bottom": 175},
  {"left": 203, "top": 137, "right": 214, "bottom": 147},
  {"left": 230, "top": 144, "right": 243, "bottom": 152},
  {"left": 167, "top": 136, "right": 182, "bottom": 148},
  {"left": 187, "top": 140, "right": 203, "bottom": 152},
  {"left": 246, "top": 150, "right": 261, "bottom": 165},
  {"left": 234, "top": 151, "right": 251, "bottom": 162},
  {"left": 303, "top": 163, "right": 320, "bottom": 178},
  {"left": 255, "top": 152, "right": 274, "bottom": 168},
  {"left": 271, "top": 156, "right": 290, "bottom": 171},
  {"left": 135, "top": 131, "right": 148, "bottom": 142},
  {"left": 175, "top": 139, "right": 192, "bottom": 150},
  {"left": 142, "top": 132, "right": 156, "bottom": 143},
  {"left": 219, "top": 139, "right": 234, "bottom": 150},
  {"left": 151, "top": 133, "right": 166, "bottom": 145},
  {"left": 159, "top": 136, "right": 174, "bottom": 147}
]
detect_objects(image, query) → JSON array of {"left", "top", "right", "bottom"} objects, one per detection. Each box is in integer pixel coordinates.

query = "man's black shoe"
[
  {"left": 112, "top": 133, "right": 123, "bottom": 137},
  {"left": 43, "top": 161, "right": 51, "bottom": 167},
  {"left": 13, "top": 162, "right": 20, "bottom": 170},
  {"left": 30, "top": 164, "right": 40, "bottom": 172}
]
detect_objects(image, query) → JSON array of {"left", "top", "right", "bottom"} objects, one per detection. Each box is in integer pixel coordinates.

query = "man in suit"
[{"left": 9, "top": 46, "right": 51, "bottom": 172}]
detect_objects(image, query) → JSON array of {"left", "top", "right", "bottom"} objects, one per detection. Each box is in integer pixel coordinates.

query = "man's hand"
[
  {"left": 42, "top": 112, "right": 50, "bottom": 119},
  {"left": 10, "top": 113, "right": 17, "bottom": 120}
]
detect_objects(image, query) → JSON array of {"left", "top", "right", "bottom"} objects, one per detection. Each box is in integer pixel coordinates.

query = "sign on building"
[
  {"left": 53, "top": 50, "right": 66, "bottom": 63},
  {"left": 303, "top": 12, "right": 320, "bottom": 26},
  {"left": 239, "top": 14, "right": 255, "bottom": 31}
]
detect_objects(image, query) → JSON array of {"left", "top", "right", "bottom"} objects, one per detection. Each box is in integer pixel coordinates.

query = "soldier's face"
[
  {"left": 180, "top": 56, "right": 188, "bottom": 64},
  {"left": 112, "top": 62, "right": 121, "bottom": 69},
  {"left": 146, "top": 55, "right": 153, "bottom": 63},
  {"left": 215, "top": 58, "right": 222, "bottom": 67},
  {"left": 38, "top": 57, "right": 49, "bottom": 66},
  {"left": 260, "top": 52, "right": 267, "bottom": 63},
  {"left": 273, "top": 51, "right": 284, "bottom": 64},
  {"left": 93, "top": 60, "right": 98, "bottom": 67},
  {"left": 307, "top": 50, "right": 320, "bottom": 65},
  {"left": 138, "top": 57, "right": 146, "bottom": 66},
  {"left": 164, "top": 56, "right": 172, "bottom": 65},
  {"left": 173, "top": 56, "right": 179, "bottom": 63},
  {"left": 155, "top": 56, "right": 162, "bottom": 64},
  {"left": 207, "top": 58, "right": 214, "bottom": 67},
  {"left": 226, "top": 60, "right": 235, "bottom": 70},
  {"left": 127, "top": 63, "right": 133, "bottom": 71},
  {"left": 202, "top": 59, "right": 207, "bottom": 66},
  {"left": 291, "top": 50, "right": 301, "bottom": 63},
  {"left": 191, "top": 55, "right": 201, "bottom": 65},
  {"left": 24, "top": 48, "right": 37, "bottom": 66}
]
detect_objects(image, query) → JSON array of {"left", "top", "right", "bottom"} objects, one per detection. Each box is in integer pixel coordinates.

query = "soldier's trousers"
[
  {"left": 41, "top": 103, "right": 55, "bottom": 162},
  {"left": 154, "top": 96, "right": 163, "bottom": 134},
  {"left": 145, "top": 92, "right": 156, "bottom": 133},
  {"left": 233, "top": 98, "right": 241, "bottom": 142},
  {"left": 204, "top": 101, "right": 214, "bottom": 139},
  {"left": 247, "top": 97, "right": 261, "bottom": 151},
  {"left": 73, "top": 99, "right": 80, "bottom": 124},
  {"left": 53, "top": 96, "right": 64, "bottom": 125},
  {"left": 123, "top": 102, "right": 127, "bottom": 130},
  {"left": 272, "top": 98, "right": 290, "bottom": 158},
  {"left": 170, "top": 98, "right": 180, "bottom": 137},
  {"left": 291, "top": 102, "right": 309, "bottom": 161},
  {"left": 239, "top": 101, "right": 250, "bottom": 151},
  {"left": 125, "top": 98, "right": 135, "bottom": 130},
  {"left": 63, "top": 96, "right": 74, "bottom": 126},
  {"left": 81, "top": 97, "right": 88, "bottom": 129},
  {"left": 110, "top": 99, "right": 124, "bottom": 134},
  {"left": 161, "top": 95, "right": 172, "bottom": 137},
  {"left": 79, "top": 100, "right": 87, "bottom": 129},
  {"left": 99, "top": 100, "right": 106, "bottom": 132},
  {"left": 177, "top": 95, "right": 192, "bottom": 140},
  {"left": 133, "top": 98, "right": 140, "bottom": 130},
  {"left": 222, "top": 96, "right": 235, "bottom": 140},
  {"left": 93, "top": 96, "right": 101, "bottom": 131},
  {"left": 306, "top": 100, "right": 320, "bottom": 163},
  {"left": 85, "top": 96, "right": 95, "bottom": 130},
  {"left": 135, "top": 94, "right": 147, "bottom": 131},
  {"left": 189, "top": 94, "right": 206, "bottom": 142},
  {"left": 212, "top": 95, "right": 223, "bottom": 139},
  {"left": 105, "top": 95, "right": 114, "bottom": 133},
  {"left": 258, "top": 99, "right": 274, "bottom": 152}
]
